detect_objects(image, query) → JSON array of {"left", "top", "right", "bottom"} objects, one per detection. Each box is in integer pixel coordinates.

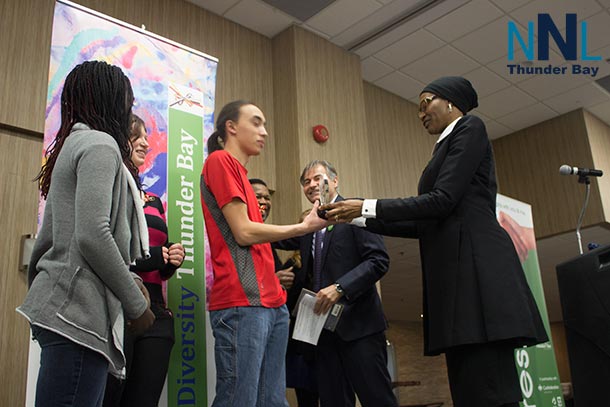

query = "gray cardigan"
[{"left": 17, "top": 123, "right": 149, "bottom": 374}]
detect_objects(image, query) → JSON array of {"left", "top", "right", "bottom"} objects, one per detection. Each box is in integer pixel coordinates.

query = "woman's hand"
[
  {"left": 168, "top": 243, "right": 185, "bottom": 267},
  {"left": 321, "top": 199, "right": 364, "bottom": 223},
  {"left": 161, "top": 246, "right": 169, "bottom": 264}
]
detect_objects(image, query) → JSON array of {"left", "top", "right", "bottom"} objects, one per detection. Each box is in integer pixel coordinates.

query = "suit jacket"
[
  {"left": 276, "top": 195, "right": 390, "bottom": 342},
  {"left": 367, "top": 115, "right": 548, "bottom": 355}
]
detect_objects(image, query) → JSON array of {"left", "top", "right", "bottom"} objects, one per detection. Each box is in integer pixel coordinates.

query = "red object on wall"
[{"left": 313, "top": 125, "right": 329, "bottom": 143}]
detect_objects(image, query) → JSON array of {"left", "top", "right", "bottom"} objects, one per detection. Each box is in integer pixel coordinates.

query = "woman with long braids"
[{"left": 17, "top": 61, "right": 155, "bottom": 407}]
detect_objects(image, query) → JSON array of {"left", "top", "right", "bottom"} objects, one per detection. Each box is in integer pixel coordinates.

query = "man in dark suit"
[{"left": 278, "top": 160, "right": 397, "bottom": 407}]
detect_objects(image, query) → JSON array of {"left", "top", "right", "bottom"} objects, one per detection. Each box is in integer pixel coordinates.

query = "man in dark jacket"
[{"left": 277, "top": 160, "right": 397, "bottom": 407}]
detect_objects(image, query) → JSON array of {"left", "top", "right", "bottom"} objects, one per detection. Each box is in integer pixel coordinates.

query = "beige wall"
[
  {"left": 492, "top": 109, "right": 606, "bottom": 238},
  {"left": 0, "top": 128, "right": 43, "bottom": 407},
  {"left": 270, "top": 26, "right": 375, "bottom": 223},
  {"left": 0, "top": 1, "right": 53, "bottom": 133},
  {"left": 363, "top": 82, "right": 434, "bottom": 199},
  {"left": 584, "top": 110, "right": 610, "bottom": 221},
  {"left": 271, "top": 27, "right": 306, "bottom": 225}
]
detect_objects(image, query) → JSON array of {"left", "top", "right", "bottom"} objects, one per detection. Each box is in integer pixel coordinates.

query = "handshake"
[{"left": 318, "top": 199, "right": 365, "bottom": 223}]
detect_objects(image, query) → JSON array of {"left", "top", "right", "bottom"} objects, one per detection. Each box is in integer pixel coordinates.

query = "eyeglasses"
[{"left": 418, "top": 95, "right": 437, "bottom": 113}]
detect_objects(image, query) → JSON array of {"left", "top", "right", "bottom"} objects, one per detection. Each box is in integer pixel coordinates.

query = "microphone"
[{"left": 559, "top": 164, "right": 603, "bottom": 177}]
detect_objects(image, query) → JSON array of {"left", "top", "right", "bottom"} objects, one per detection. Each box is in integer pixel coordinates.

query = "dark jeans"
[{"left": 32, "top": 325, "right": 109, "bottom": 407}]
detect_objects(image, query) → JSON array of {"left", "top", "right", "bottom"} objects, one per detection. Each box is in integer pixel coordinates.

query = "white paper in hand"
[{"left": 292, "top": 290, "right": 330, "bottom": 345}]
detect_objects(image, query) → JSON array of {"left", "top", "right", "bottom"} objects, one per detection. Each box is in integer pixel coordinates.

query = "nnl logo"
[{"left": 508, "top": 14, "right": 601, "bottom": 61}]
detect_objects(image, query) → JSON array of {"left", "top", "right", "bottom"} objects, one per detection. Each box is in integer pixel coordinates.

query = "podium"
[{"left": 556, "top": 245, "right": 610, "bottom": 406}]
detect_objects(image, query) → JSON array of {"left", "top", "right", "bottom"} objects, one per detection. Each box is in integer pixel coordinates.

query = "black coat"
[
  {"left": 366, "top": 115, "right": 548, "bottom": 355},
  {"left": 276, "top": 196, "right": 390, "bottom": 342}
]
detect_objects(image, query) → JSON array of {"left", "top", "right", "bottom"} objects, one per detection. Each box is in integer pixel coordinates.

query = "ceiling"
[
  {"left": 186, "top": 0, "right": 610, "bottom": 323},
  {"left": 186, "top": 0, "right": 610, "bottom": 139}
]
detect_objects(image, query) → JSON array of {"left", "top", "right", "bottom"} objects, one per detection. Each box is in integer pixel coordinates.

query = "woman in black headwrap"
[{"left": 322, "top": 76, "right": 548, "bottom": 407}]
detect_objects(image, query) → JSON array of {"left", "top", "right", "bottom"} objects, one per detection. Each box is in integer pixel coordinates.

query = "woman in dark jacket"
[{"left": 323, "top": 76, "right": 548, "bottom": 407}]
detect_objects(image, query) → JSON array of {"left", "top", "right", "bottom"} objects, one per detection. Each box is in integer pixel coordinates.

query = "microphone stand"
[{"left": 575, "top": 175, "right": 591, "bottom": 255}]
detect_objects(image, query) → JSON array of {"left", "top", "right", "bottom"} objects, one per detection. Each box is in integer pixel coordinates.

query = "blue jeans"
[
  {"left": 32, "top": 325, "right": 109, "bottom": 407},
  {"left": 210, "top": 305, "right": 290, "bottom": 407}
]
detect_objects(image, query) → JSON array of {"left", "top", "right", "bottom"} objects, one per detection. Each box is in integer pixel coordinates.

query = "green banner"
[
  {"left": 167, "top": 84, "right": 207, "bottom": 407},
  {"left": 496, "top": 194, "right": 564, "bottom": 407}
]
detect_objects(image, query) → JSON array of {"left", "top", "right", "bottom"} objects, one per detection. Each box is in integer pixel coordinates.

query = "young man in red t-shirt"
[{"left": 200, "top": 100, "right": 327, "bottom": 407}]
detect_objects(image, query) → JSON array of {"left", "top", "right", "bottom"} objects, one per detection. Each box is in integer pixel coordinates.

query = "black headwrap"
[{"left": 420, "top": 76, "right": 478, "bottom": 114}]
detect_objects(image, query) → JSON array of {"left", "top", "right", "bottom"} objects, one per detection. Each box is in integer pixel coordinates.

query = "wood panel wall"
[
  {"left": 270, "top": 27, "right": 303, "bottom": 225},
  {"left": 492, "top": 109, "right": 605, "bottom": 238},
  {"left": 292, "top": 27, "right": 373, "bottom": 208},
  {"left": 0, "top": 0, "right": 54, "bottom": 133},
  {"left": 363, "top": 82, "right": 434, "bottom": 199},
  {"left": 584, "top": 110, "right": 610, "bottom": 220},
  {"left": 270, "top": 26, "right": 375, "bottom": 223},
  {"left": 0, "top": 128, "right": 43, "bottom": 407},
  {"left": 550, "top": 322, "right": 571, "bottom": 383}
]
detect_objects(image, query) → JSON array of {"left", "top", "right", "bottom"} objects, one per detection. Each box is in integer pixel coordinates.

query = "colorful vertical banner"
[
  {"left": 32, "top": 1, "right": 218, "bottom": 406},
  {"left": 496, "top": 194, "right": 564, "bottom": 407}
]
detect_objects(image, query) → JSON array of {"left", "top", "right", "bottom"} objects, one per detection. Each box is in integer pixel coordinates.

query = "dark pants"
[
  {"left": 103, "top": 284, "right": 175, "bottom": 407},
  {"left": 316, "top": 330, "right": 397, "bottom": 407},
  {"left": 33, "top": 325, "right": 109, "bottom": 407},
  {"left": 295, "top": 388, "right": 319, "bottom": 407},
  {"left": 445, "top": 342, "right": 522, "bottom": 407}
]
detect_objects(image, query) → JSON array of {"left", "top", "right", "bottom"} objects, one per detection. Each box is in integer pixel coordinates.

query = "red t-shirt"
[{"left": 200, "top": 150, "right": 286, "bottom": 310}]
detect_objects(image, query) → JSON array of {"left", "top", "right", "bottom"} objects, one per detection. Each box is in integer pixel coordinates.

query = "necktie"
[{"left": 313, "top": 230, "right": 324, "bottom": 292}]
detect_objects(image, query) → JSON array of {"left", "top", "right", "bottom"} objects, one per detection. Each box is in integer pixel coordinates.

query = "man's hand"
[
  {"left": 314, "top": 284, "right": 344, "bottom": 315},
  {"left": 276, "top": 266, "right": 295, "bottom": 290},
  {"left": 302, "top": 200, "right": 330, "bottom": 233}
]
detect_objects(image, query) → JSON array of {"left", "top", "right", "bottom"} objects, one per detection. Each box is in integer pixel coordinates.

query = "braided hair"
[{"left": 36, "top": 60, "right": 137, "bottom": 198}]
